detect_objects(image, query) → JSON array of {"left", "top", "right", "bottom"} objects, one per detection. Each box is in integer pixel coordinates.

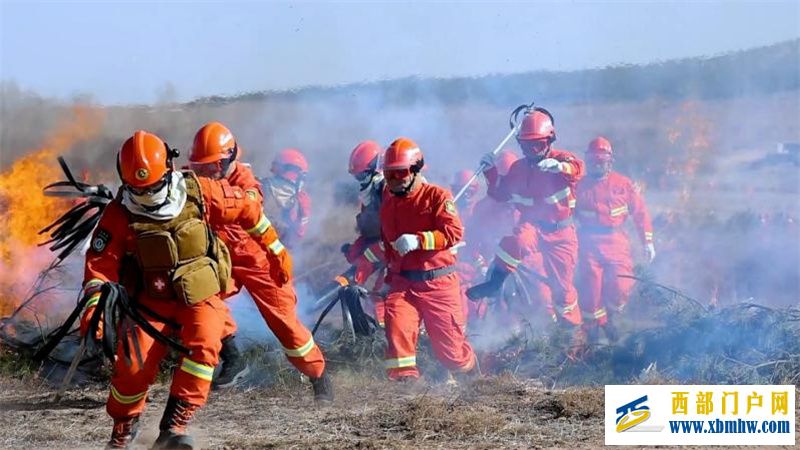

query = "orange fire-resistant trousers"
[
  {"left": 384, "top": 272, "right": 476, "bottom": 379},
  {"left": 496, "top": 222, "right": 582, "bottom": 325},
  {"left": 106, "top": 295, "right": 227, "bottom": 419},
  {"left": 222, "top": 239, "right": 325, "bottom": 378},
  {"left": 577, "top": 231, "right": 635, "bottom": 326}
]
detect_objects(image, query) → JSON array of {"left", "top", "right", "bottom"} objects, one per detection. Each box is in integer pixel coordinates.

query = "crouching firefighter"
[
  {"left": 77, "top": 130, "right": 314, "bottom": 449},
  {"left": 189, "top": 122, "right": 330, "bottom": 395}
]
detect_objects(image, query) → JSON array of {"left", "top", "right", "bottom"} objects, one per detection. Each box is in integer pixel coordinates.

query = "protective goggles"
[
  {"left": 353, "top": 170, "right": 375, "bottom": 183},
  {"left": 587, "top": 153, "right": 613, "bottom": 162},
  {"left": 384, "top": 168, "right": 412, "bottom": 181},
  {"left": 517, "top": 138, "right": 549, "bottom": 155},
  {"left": 125, "top": 174, "right": 169, "bottom": 196},
  {"left": 190, "top": 160, "right": 226, "bottom": 178}
]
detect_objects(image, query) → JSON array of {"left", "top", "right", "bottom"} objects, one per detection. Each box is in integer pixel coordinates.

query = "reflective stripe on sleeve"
[{"left": 245, "top": 213, "right": 272, "bottom": 236}]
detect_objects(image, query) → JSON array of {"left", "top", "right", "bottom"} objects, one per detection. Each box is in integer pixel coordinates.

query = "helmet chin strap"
[
  {"left": 391, "top": 173, "right": 418, "bottom": 197},
  {"left": 526, "top": 149, "right": 550, "bottom": 166}
]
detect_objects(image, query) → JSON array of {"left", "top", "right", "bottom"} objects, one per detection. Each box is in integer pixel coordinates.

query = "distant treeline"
[{"left": 191, "top": 39, "right": 799, "bottom": 107}]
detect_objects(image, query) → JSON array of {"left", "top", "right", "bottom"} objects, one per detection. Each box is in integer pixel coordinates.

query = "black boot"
[
  {"left": 310, "top": 371, "right": 335, "bottom": 403},
  {"left": 106, "top": 416, "right": 140, "bottom": 449},
  {"left": 466, "top": 265, "right": 511, "bottom": 300},
  {"left": 152, "top": 396, "right": 198, "bottom": 450},
  {"left": 603, "top": 322, "right": 619, "bottom": 344},
  {"left": 212, "top": 335, "right": 250, "bottom": 390}
]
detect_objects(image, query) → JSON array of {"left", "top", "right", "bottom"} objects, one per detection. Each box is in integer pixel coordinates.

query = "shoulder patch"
[
  {"left": 91, "top": 229, "right": 111, "bottom": 253},
  {"left": 445, "top": 200, "right": 457, "bottom": 215}
]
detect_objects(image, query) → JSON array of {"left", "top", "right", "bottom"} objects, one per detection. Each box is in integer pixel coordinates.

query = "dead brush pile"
[{"left": 488, "top": 267, "right": 800, "bottom": 387}]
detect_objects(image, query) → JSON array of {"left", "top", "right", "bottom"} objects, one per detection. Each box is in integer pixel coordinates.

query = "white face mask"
[
  {"left": 122, "top": 171, "right": 188, "bottom": 220},
  {"left": 358, "top": 173, "right": 384, "bottom": 206},
  {"left": 129, "top": 182, "right": 170, "bottom": 208},
  {"left": 268, "top": 176, "right": 299, "bottom": 209}
]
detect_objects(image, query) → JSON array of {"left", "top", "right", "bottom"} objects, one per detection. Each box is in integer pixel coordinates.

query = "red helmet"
[
  {"left": 451, "top": 169, "right": 475, "bottom": 187},
  {"left": 190, "top": 122, "right": 237, "bottom": 163},
  {"left": 383, "top": 137, "right": 424, "bottom": 172},
  {"left": 117, "top": 130, "right": 172, "bottom": 188},
  {"left": 587, "top": 136, "right": 613, "bottom": 161},
  {"left": 272, "top": 148, "right": 308, "bottom": 182},
  {"left": 517, "top": 110, "right": 556, "bottom": 141},
  {"left": 495, "top": 150, "right": 520, "bottom": 176},
  {"left": 451, "top": 169, "right": 478, "bottom": 197},
  {"left": 348, "top": 140, "right": 382, "bottom": 175}
]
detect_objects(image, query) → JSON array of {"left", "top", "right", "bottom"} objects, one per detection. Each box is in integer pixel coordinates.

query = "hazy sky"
[{"left": 1, "top": 0, "right": 798, "bottom": 105}]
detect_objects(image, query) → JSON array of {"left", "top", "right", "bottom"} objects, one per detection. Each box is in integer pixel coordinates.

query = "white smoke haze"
[{"left": 0, "top": 40, "right": 798, "bottom": 381}]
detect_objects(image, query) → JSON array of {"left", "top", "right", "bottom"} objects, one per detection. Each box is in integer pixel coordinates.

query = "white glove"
[
  {"left": 392, "top": 234, "right": 420, "bottom": 256},
  {"left": 449, "top": 241, "right": 466, "bottom": 255},
  {"left": 479, "top": 153, "right": 496, "bottom": 170},
  {"left": 645, "top": 243, "right": 656, "bottom": 263},
  {"left": 537, "top": 158, "right": 563, "bottom": 173}
]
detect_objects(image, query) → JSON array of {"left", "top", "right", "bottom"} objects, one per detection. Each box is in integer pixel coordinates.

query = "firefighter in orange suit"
[
  {"left": 380, "top": 137, "right": 477, "bottom": 381},
  {"left": 342, "top": 140, "right": 388, "bottom": 325},
  {"left": 576, "top": 136, "right": 654, "bottom": 341},
  {"left": 78, "top": 130, "right": 297, "bottom": 449},
  {"left": 189, "top": 122, "right": 330, "bottom": 393},
  {"left": 263, "top": 148, "right": 311, "bottom": 248},
  {"left": 466, "top": 108, "right": 586, "bottom": 352}
]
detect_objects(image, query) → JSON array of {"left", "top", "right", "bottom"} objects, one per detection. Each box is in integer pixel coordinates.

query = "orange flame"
[
  {"left": 0, "top": 105, "right": 105, "bottom": 316},
  {"left": 663, "top": 101, "right": 716, "bottom": 207}
]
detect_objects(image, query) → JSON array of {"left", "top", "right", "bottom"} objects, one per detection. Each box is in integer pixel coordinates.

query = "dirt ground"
[{"left": 0, "top": 372, "right": 796, "bottom": 450}]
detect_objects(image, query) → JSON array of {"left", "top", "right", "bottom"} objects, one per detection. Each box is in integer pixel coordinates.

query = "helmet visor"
[{"left": 190, "top": 160, "right": 225, "bottom": 179}]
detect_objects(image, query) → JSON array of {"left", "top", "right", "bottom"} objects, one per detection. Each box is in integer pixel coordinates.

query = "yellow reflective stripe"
[
  {"left": 610, "top": 205, "right": 629, "bottom": 217},
  {"left": 568, "top": 198, "right": 576, "bottom": 208},
  {"left": 378, "top": 241, "right": 385, "bottom": 251},
  {"left": 110, "top": 385, "right": 146, "bottom": 405},
  {"left": 84, "top": 278, "right": 104, "bottom": 289},
  {"left": 561, "top": 163, "right": 572, "bottom": 175},
  {"left": 268, "top": 239, "right": 285, "bottom": 255},
  {"left": 593, "top": 308, "right": 607, "bottom": 319},
  {"left": 363, "top": 248, "right": 380, "bottom": 264},
  {"left": 246, "top": 213, "right": 272, "bottom": 236},
  {"left": 544, "top": 187, "right": 571, "bottom": 204},
  {"left": 283, "top": 337, "right": 315, "bottom": 358},
  {"left": 384, "top": 355, "right": 416, "bottom": 369},
  {"left": 180, "top": 358, "right": 214, "bottom": 381},
  {"left": 300, "top": 217, "right": 310, "bottom": 225},
  {"left": 496, "top": 247, "right": 521, "bottom": 268},
  {"left": 85, "top": 293, "right": 101, "bottom": 309},
  {"left": 421, "top": 231, "right": 436, "bottom": 250},
  {"left": 509, "top": 194, "right": 535, "bottom": 206},
  {"left": 562, "top": 300, "right": 579, "bottom": 314},
  {"left": 550, "top": 313, "right": 558, "bottom": 323},
  {"left": 644, "top": 231, "right": 654, "bottom": 241}
]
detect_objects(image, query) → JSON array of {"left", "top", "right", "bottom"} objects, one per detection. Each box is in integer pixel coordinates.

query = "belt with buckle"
[
  {"left": 399, "top": 265, "right": 456, "bottom": 282},
  {"left": 534, "top": 217, "right": 574, "bottom": 233}
]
